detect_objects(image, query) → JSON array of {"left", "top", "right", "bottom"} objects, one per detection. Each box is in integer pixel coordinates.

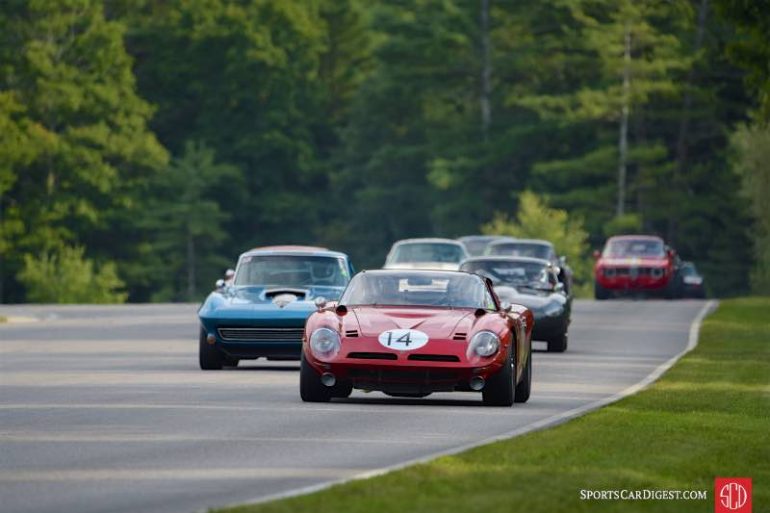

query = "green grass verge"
[{"left": 220, "top": 298, "right": 769, "bottom": 513}]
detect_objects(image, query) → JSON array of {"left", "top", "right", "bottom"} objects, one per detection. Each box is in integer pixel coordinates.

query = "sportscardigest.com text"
[{"left": 580, "top": 489, "right": 709, "bottom": 501}]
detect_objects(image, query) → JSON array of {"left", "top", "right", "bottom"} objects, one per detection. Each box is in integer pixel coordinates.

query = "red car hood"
[{"left": 350, "top": 306, "right": 473, "bottom": 339}]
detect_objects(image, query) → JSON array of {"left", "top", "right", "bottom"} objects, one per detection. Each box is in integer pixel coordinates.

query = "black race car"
[{"left": 461, "top": 256, "right": 571, "bottom": 352}]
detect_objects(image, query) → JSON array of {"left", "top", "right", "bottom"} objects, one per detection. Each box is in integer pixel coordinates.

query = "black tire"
[
  {"left": 664, "top": 274, "right": 682, "bottom": 299},
  {"left": 299, "top": 351, "right": 332, "bottom": 402},
  {"left": 514, "top": 346, "right": 531, "bottom": 403},
  {"left": 483, "top": 346, "right": 515, "bottom": 407},
  {"left": 547, "top": 332, "right": 568, "bottom": 353},
  {"left": 224, "top": 357, "right": 240, "bottom": 368},
  {"left": 331, "top": 381, "right": 353, "bottom": 398},
  {"left": 199, "top": 328, "right": 224, "bottom": 370},
  {"left": 594, "top": 280, "right": 610, "bottom": 300}
]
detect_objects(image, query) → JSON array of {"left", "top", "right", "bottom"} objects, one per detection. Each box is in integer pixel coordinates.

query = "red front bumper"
[
  {"left": 305, "top": 341, "right": 507, "bottom": 394},
  {"left": 595, "top": 268, "right": 671, "bottom": 291}
]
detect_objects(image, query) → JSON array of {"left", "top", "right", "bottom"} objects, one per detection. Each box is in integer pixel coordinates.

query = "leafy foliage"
[
  {"left": 730, "top": 123, "right": 770, "bottom": 292},
  {"left": 0, "top": 0, "right": 766, "bottom": 301},
  {"left": 18, "top": 245, "right": 126, "bottom": 303},
  {"left": 482, "top": 191, "right": 592, "bottom": 290}
]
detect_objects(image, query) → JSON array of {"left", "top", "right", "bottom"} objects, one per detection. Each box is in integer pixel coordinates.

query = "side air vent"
[
  {"left": 453, "top": 332, "right": 467, "bottom": 341},
  {"left": 345, "top": 329, "right": 359, "bottom": 338}
]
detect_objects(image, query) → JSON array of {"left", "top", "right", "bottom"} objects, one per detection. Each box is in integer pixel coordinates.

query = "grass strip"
[{"left": 220, "top": 298, "right": 769, "bottom": 513}]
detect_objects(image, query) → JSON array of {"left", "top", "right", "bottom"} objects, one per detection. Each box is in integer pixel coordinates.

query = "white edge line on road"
[{"left": 204, "top": 300, "right": 718, "bottom": 513}]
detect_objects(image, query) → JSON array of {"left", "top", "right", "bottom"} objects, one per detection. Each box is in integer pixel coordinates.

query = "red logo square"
[{"left": 715, "top": 478, "right": 752, "bottom": 513}]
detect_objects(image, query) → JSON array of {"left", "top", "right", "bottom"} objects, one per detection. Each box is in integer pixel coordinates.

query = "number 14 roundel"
[{"left": 377, "top": 329, "right": 429, "bottom": 351}]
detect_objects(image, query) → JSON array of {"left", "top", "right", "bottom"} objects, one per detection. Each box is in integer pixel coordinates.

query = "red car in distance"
[
  {"left": 300, "top": 270, "right": 533, "bottom": 406},
  {"left": 594, "top": 235, "right": 680, "bottom": 299}
]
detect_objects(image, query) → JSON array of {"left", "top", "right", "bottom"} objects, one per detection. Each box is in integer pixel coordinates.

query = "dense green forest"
[{"left": 1, "top": 0, "right": 768, "bottom": 303}]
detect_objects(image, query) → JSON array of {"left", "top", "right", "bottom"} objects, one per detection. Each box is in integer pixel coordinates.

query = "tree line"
[{"left": 1, "top": 0, "right": 768, "bottom": 303}]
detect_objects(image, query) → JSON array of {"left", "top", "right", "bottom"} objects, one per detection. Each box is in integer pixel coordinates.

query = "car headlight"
[
  {"left": 467, "top": 330, "right": 500, "bottom": 358},
  {"left": 309, "top": 327, "right": 341, "bottom": 359},
  {"left": 543, "top": 302, "right": 564, "bottom": 317}
]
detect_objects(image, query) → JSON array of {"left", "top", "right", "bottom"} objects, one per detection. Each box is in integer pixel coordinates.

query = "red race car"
[
  {"left": 594, "top": 235, "right": 680, "bottom": 299},
  {"left": 300, "top": 270, "right": 533, "bottom": 406}
]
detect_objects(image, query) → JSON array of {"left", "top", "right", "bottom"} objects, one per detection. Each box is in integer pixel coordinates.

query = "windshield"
[
  {"left": 390, "top": 243, "right": 465, "bottom": 264},
  {"left": 460, "top": 238, "right": 495, "bottom": 256},
  {"left": 234, "top": 255, "right": 350, "bottom": 288},
  {"left": 603, "top": 239, "right": 665, "bottom": 258},
  {"left": 487, "top": 242, "right": 551, "bottom": 259},
  {"left": 340, "top": 271, "right": 494, "bottom": 309},
  {"left": 461, "top": 260, "right": 550, "bottom": 287},
  {"left": 680, "top": 263, "right": 697, "bottom": 276}
]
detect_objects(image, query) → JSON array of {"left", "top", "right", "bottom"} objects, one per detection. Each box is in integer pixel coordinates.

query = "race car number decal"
[{"left": 378, "top": 329, "right": 429, "bottom": 351}]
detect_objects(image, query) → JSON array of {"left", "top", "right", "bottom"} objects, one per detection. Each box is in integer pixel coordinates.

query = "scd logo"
[{"left": 715, "top": 478, "right": 752, "bottom": 513}]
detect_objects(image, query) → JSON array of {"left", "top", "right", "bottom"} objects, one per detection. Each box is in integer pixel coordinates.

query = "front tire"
[
  {"left": 547, "top": 332, "right": 568, "bottom": 353},
  {"left": 514, "top": 347, "right": 531, "bottom": 403},
  {"left": 594, "top": 280, "right": 610, "bottom": 300},
  {"left": 300, "top": 351, "right": 332, "bottom": 402},
  {"left": 199, "top": 328, "right": 224, "bottom": 370},
  {"left": 483, "top": 346, "right": 515, "bottom": 407}
]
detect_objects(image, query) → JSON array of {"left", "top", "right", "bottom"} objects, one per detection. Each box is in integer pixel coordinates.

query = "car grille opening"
[
  {"left": 452, "top": 332, "right": 467, "bottom": 341},
  {"left": 347, "top": 352, "right": 397, "bottom": 360},
  {"left": 345, "top": 330, "right": 359, "bottom": 338},
  {"left": 217, "top": 327, "right": 304, "bottom": 343},
  {"left": 348, "top": 368, "right": 459, "bottom": 382},
  {"left": 407, "top": 354, "right": 460, "bottom": 362}
]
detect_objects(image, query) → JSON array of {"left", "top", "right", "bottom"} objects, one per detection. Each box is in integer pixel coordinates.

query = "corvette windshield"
[
  {"left": 391, "top": 243, "right": 465, "bottom": 264},
  {"left": 487, "top": 242, "right": 550, "bottom": 259},
  {"left": 603, "top": 239, "right": 665, "bottom": 258},
  {"left": 340, "top": 271, "right": 492, "bottom": 309},
  {"left": 461, "top": 260, "right": 549, "bottom": 287},
  {"left": 234, "top": 255, "right": 349, "bottom": 288}
]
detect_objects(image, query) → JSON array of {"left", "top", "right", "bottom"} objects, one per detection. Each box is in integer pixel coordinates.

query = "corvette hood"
[
  {"left": 350, "top": 306, "right": 473, "bottom": 339},
  {"left": 199, "top": 285, "right": 344, "bottom": 321}
]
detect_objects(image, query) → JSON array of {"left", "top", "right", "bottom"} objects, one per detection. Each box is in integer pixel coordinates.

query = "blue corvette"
[{"left": 198, "top": 246, "right": 354, "bottom": 370}]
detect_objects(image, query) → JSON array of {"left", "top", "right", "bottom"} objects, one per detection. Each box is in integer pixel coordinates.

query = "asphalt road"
[{"left": 0, "top": 300, "right": 708, "bottom": 513}]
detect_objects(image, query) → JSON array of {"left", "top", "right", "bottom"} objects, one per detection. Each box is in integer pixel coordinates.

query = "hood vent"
[
  {"left": 453, "top": 332, "right": 467, "bottom": 341},
  {"left": 345, "top": 329, "right": 359, "bottom": 338}
]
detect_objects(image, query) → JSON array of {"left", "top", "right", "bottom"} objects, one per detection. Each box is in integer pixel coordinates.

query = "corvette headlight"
[
  {"left": 543, "top": 302, "right": 564, "bottom": 317},
  {"left": 468, "top": 331, "right": 500, "bottom": 358},
  {"left": 309, "top": 327, "right": 341, "bottom": 359}
]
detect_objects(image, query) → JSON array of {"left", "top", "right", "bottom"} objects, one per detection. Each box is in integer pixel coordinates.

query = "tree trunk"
[
  {"left": 670, "top": 0, "right": 709, "bottom": 243},
  {"left": 616, "top": 23, "right": 631, "bottom": 217},
  {"left": 480, "top": 0, "right": 492, "bottom": 141}
]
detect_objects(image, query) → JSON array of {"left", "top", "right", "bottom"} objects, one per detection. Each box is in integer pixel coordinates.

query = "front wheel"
[
  {"left": 483, "top": 346, "right": 515, "bottom": 407},
  {"left": 547, "top": 332, "right": 568, "bottom": 353},
  {"left": 514, "top": 346, "right": 531, "bottom": 403},
  {"left": 594, "top": 280, "right": 610, "bottom": 300},
  {"left": 199, "top": 328, "right": 224, "bottom": 370},
  {"left": 299, "top": 351, "right": 332, "bottom": 402}
]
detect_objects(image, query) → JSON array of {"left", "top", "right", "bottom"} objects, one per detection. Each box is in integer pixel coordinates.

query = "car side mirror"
[
  {"left": 225, "top": 268, "right": 235, "bottom": 279},
  {"left": 559, "top": 255, "right": 567, "bottom": 265},
  {"left": 593, "top": 249, "right": 600, "bottom": 259},
  {"left": 500, "top": 301, "right": 513, "bottom": 314},
  {"left": 314, "top": 296, "right": 327, "bottom": 311},
  {"left": 215, "top": 279, "right": 225, "bottom": 290}
]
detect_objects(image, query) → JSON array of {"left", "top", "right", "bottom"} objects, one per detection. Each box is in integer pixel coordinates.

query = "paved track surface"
[{"left": 0, "top": 300, "right": 707, "bottom": 513}]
